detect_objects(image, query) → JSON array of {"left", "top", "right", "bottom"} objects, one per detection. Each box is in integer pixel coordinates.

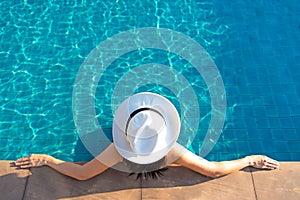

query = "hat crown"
[
  {"left": 127, "top": 110, "right": 166, "bottom": 155},
  {"left": 128, "top": 110, "right": 165, "bottom": 138}
]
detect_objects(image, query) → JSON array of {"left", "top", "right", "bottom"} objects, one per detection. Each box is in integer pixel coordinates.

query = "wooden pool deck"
[{"left": 0, "top": 161, "right": 299, "bottom": 200}]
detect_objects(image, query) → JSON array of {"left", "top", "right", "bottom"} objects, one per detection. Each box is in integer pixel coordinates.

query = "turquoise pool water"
[{"left": 0, "top": 0, "right": 299, "bottom": 161}]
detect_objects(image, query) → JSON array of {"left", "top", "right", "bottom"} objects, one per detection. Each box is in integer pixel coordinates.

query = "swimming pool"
[{"left": 0, "top": 0, "right": 299, "bottom": 162}]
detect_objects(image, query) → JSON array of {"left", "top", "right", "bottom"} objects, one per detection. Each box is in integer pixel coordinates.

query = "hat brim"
[{"left": 112, "top": 92, "right": 181, "bottom": 164}]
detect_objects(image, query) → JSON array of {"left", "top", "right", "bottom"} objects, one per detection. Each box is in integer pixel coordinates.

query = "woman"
[{"left": 14, "top": 92, "right": 279, "bottom": 180}]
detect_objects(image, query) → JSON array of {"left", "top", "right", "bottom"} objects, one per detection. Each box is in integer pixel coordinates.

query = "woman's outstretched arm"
[
  {"left": 168, "top": 143, "right": 280, "bottom": 178},
  {"left": 14, "top": 143, "right": 122, "bottom": 181}
]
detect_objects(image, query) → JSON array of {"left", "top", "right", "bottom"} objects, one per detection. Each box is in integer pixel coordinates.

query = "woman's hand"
[
  {"left": 14, "top": 154, "right": 51, "bottom": 168},
  {"left": 246, "top": 155, "right": 280, "bottom": 170}
]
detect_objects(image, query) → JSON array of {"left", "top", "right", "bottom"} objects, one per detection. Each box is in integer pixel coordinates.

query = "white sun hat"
[{"left": 112, "top": 92, "right": 181, "bottom": 164}]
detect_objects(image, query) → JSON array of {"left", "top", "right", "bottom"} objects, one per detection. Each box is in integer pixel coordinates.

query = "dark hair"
[{"left": 123, "top": 157, "right": 168, "bottom": 180}]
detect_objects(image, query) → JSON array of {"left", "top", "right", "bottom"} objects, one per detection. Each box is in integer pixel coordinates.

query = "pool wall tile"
[
  {"left": 291, "top": 106, "right": 300, "bottom": 116},
  {"left": 287, "top": 141, "right": 300, "bottom": 151},
  {"left": 290, "top": 153, "right": 300, "bottom": 160},
  {"left": 292, "top": 116, "right": 300, "bottom": 128},
  {"left": 256, "top": 117, "right": 270, "bottom": 128}
]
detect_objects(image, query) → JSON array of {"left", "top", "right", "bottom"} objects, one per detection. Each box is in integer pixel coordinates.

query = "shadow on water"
[{"left": 73, "top": 128, "right": 113, "bottom": 162}]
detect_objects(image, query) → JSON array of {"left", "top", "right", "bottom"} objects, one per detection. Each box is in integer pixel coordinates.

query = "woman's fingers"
[
  {"left": 265, "top": 157, "right": 280, "bottom": 167},
  {"left": 15, "top": 157, "right": 29, "bottom": 163},
  {"left": 14, "top": 160, "right": 31, "bottom": 168},
  {"left": 263, "top": 163, "right": 277, "bottom": 169},
  {"left": 259, "top": 156, "right": 280, "bottom": 169},
  {"left": 14, "top": 154, "right": 43, "bottom": 168},
  {"left": 16, "top": 163, "right": 32, "bottom": 168},
  {"left": 265, "top": 156, "right": 279, "bottom": 164},
  {"left": 20, "top": 164, "right": 33, "bottom": 168},
  {"left": 250, "top": 155, "right": 280, "bottom": 170},
  {"left": 15, "top": 156, "right": 29, "bottom": 163}
]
